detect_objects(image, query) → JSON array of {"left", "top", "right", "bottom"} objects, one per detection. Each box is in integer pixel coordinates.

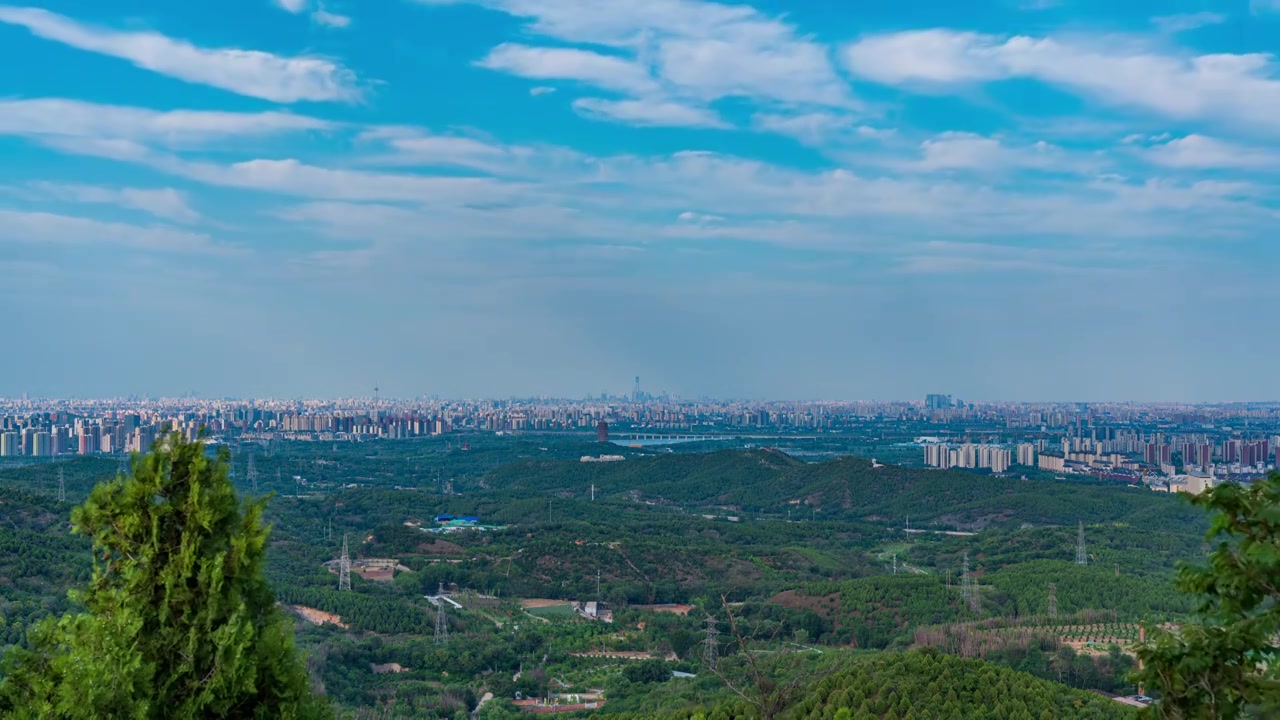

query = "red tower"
[{"left": 596, "top": 420, "right": 609, "bottom": 443}]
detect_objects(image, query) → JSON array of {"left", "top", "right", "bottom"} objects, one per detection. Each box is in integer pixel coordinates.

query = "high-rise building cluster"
[
  {"left": 1, "top": 394, "right": 1280, "bottom": 476},
  {"left": 923, "top": 443, "right": 1011, "bottom": 473}
]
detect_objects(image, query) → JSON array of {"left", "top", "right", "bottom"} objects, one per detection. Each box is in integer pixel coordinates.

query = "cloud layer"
[{"left": 0, "top": 5, "right": 359, "bottom": 102}]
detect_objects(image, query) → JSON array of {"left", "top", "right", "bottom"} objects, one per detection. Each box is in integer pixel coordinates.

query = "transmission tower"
[
  {"left": 1047, "top": 582, "right": 1057, "bottom": 619},
  {"left": 338, "top": 533, "right": 351, "bottom": 592},
  {"left": 702, "top": 616, "right": 719, "bottom": 670},
  {"left": 960, "top": 552, "right": 972, "bottom": 603},
  {"left": 57, "top": 467, "right": 66, "bottom": 504},
  {"left": 1075, "top": 521, "right": 1087, "bottom": 566},
  {"left": 969, "top": 567, "right": 981, "bottom": 615},
  {"left": 247, "top": 454, "right": 258, "bottom": 494},
  {"left": 434, "top": 582, "right": 450, "bottom": 644}
]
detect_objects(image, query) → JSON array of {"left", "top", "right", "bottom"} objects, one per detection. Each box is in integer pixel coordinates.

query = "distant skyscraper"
[
  {"left": 0, "top": 432, "right": 18, "bottom": 457},
  {"left": 925, "top": 394, "right": 951, "bottom": 411},
  {"left": 596, "top": 420, "right": 609, "bottom": 443},
  {"left": 33, "top": 432, "right": 51, "bottom": 457},
  {"left": 1016, "top": 443, "right": 1036, "bottom": 467}
]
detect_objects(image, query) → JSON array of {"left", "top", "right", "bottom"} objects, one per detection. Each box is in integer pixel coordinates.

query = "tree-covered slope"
[
  {"left": 480, "top": 450, "right": 1202, "bottom": 531},
  {"left": 600, "top": 650, "right": 1136, "bottom": 720},
  {"left": 787, "top": 650, "right": 1135, "bottom": 720},
  {"left": 0, "top": 486, "right": 89, "bottom": 648}
]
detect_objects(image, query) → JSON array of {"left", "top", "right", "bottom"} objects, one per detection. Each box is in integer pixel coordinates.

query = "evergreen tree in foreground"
[
  {"left": 0, "top": 433, "right": 329, "bottom": 719},
  {"left": 1136, "top": 471, "right": 1280, "bottom": 719}
]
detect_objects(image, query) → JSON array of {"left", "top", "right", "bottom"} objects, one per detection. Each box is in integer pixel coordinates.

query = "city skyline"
[{"left": 3, "top": 1, "right": 1280, "bottom": 400}]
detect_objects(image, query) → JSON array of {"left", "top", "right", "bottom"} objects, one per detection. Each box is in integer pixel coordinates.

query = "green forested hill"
[
  {"left": 0, "top": 486, "right": 90, "bottom": 647},
  {"left": 0, "top": 444, "right": 1207, "bottom": 718},
  {"left": 788, "top": 651, "right": 1135, "bottom": 720},
  {"left": 480, "top": 450, "right": 1202, "bottom": 532},
  {"left": 600, "top": 650, "right": 1136, "bottom": 720}
]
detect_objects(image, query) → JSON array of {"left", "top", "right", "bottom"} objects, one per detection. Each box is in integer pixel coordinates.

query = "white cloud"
[
  {"left": 842, "top": 30, "right": 1280, "bottom": 135},
  {"left": 10, "top": 98, "right": 1272, "bottom": 261},
  {"left": 572, "top": 97, "right": 727, "bottom": 128},
  {"left": 170, "top": 157, "right": 527, "bottom": 205},
  {"left": 478, "top": 44, "right": 657, "bottom": 95},
  {"left": 416, "top": 0, "right": 768, "bottom": 49},
  {"left": 312, "top": 9, "right": 351, "bottom": 27},
  {"left": 354, "top": 126, "right": 546, "bottom": 173},
  {"left": 0, "top": 6, "right": 359, "bottom": 102},
  {"left": 275, "top": 0, "right": 309, "bottom": 12},
  {"left": 910, "top": 133, "right": 1078, "bottom": 173},
  {"left": 1018, "top": 0, "right": 1062, "bottom": 9},
  {"left": 1151, "top": 12, "right": 1226, "bottom": 33},
  {"left": 751, "top": 112, "right": 888, "bottom": 146},
  {"left": 0, "top": 209, "right": 222, "bottom": 253},
  {"left": 843, "top": 30, "right": 1005, "bottom": 84},
  {"left": 1251, "top": 0, "right": 1280, "bottom": 14},
  {"left": 0, "top": 99, "right": 332, "bottom": 147},
  {"left": 530, "top": 86, "right": 557, "bottom": 96},
  {"left": 653, "top": 35, "right": 852, "bottom": 107},
  {"left": 676, "top": 211, "right": 724, "bottom": 223},
  {"left": 1143, "top": 134, "right": 1280, "bottom": 169},
  {"left": 424, "top": 0, "right": 854, "bottom": 129},
  {"left": 27, "top": 183, "right": 201, "bottom": 223}
]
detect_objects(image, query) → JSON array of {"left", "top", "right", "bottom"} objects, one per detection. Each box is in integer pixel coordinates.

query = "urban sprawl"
[{"left": 2, "top": 392, "right": 1278, "bottom": 496}]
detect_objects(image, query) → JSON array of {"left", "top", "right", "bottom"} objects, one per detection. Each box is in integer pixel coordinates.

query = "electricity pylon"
[
  {"left": 702, "top": 616, "right": 719, "bottom": 670},
  {"left": 338, "top": 533, "right": 351, "bottom": 592},
  {"left": 1075, "top": 521, "right": 1087, "bottom": 566},
  {"left": 434, "top": 582, "right": 450, "bottom": 644}
]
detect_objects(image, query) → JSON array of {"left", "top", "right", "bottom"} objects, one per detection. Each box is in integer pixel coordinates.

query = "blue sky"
[{"left": 1, "top": 0, "right": 1279, "bottom": 401}]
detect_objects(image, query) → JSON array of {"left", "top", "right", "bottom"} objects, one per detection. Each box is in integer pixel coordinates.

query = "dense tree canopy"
[
  {"left": 0, "top": 433, "right": 329, "bottom": 719},
  {"left": 1136, "top": 472, "right": 1280, "bottom": 719}
]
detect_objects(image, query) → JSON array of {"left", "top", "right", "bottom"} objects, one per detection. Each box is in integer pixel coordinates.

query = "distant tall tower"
[
  {"left": 57, "top": 467, "right": 66, "bottom": 504},
  {"left": 1075, "top": 521, "right": 1087, "bottom": 566},
  {"left": 338, "top": 533, "right": 351, "bottom": 591},
  {"left": 969, "top": 566, "right": 981, "bottom": 615},
  {"left": 633, "top": 376, "right": 641, "bottom": 402},
  {"left": 960, "top": 552, "right": 980, "bottom": 614},
  {"left": 434, "top": 582, "right": 449, "bottom": 644},
  {"left": 1047, "top": 582, "right": 1057, "bottom": 619},
  {"left": 596, "top": 420, "right": 609, "bottom": 443},
  {"left": 702, "top": 616, "right": 719, "bottom": 670}
]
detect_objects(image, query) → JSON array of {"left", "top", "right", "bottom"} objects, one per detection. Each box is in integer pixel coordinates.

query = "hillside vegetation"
[
  {"left": 480, "top": 450, "right": 1202, "bottom": 531},
  {"left": 602, "top": 650, "right": 1136, "bottom": 720}
]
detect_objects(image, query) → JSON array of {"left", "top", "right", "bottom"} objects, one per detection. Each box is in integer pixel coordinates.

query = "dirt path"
[{"left": 471, "top": 692, "right": 494, "bottom": 720}]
